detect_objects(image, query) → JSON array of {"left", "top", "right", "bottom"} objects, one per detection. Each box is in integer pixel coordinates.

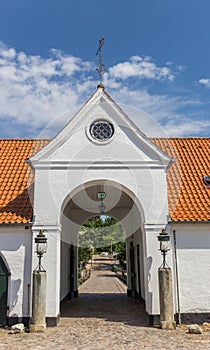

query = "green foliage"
[
  {"left": 78, "top": 216, "right": 126, "bottom": 265},
  {"left": 112, "top": 265, "right": 118, "bottom": 273},
  {"left": 83, "top": 217, "right": 104, "bottom": 228},
  {"left": 78, "top": 246, "right": 93, "bottom": 268}
]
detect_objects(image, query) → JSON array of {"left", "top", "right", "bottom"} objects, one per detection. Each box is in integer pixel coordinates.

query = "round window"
[{"left": 90, "top": 120, "right": 114, "bottom": 142}]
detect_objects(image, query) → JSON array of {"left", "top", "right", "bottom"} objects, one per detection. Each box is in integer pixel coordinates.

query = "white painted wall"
[
  {"left": 30, "top": 87, "right": 171, "bottom": 320},
  {"left": 1, "top": 88, "right": 209, "bottom": 323},
  {"left": 0, "top": 227, "right": 32, "bottom": 318},
  {"left": 33, "top": 167, "right": 169, "bottom": 227},
  {"left": 170, "top": 223, "right": 210, "bottom": 314},
  {"left": 31, "top": 87, "right": 171, "bottom": 229}
]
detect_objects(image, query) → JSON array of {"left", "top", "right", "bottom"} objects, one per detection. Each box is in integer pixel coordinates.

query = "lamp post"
[
  {"left": 34, "top": 230, "right": 47, "bottom": 271},
  {"left": 157, "top": 228, "right": 176, "bottom": 330},
  {"left": 157, "top": 228, "right": 170, "bottom": 268},
  {"left": 30, "top": 230, "right": 47, "bottom": 333}
]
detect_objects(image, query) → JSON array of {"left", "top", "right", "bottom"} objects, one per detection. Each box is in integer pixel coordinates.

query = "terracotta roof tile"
[
  {"left": 0, "top": 139, "right": 49, "bottom": 224},
  {"left": 152, "top": 138, "right": 210, "bottom": 222},
  {"left": 0, "top": 138, "right": 209, "bottom": 224}
]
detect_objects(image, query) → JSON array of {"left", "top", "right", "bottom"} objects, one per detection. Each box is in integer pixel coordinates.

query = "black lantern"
[
  {"left": 157, "top": 228, "right": 170, "bottom": 268},
  {"left": 35, "top": 230, "right": 47, "bottom": 271}
]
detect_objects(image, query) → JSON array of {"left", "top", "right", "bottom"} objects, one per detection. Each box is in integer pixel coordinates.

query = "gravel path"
[{"left": 0, "top": 256, "right": 210, "bottom": 349}]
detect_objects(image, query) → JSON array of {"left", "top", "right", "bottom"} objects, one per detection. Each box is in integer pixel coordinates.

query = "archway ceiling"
[
  {"left": 70, "top": 184, "right": 133, "bottom": 209},
  {"left": 63, "top": 183, "right": 135, "bottom": 223}
]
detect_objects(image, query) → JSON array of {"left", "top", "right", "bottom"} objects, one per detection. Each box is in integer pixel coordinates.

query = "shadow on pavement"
[
  {"left": 60, "top": 293, "right": 149, "bottom": 327},
  {"left": 60, "top": 256, "right": 150, "bottom": 328}
]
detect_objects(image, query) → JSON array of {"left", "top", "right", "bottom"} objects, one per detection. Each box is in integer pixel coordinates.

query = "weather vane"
[{"left": 96, "top": 37, "right": 105, "bottom": 85}]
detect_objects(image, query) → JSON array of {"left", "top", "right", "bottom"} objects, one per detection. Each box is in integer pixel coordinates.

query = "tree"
[{"left": 78, "top": 216, "right": 126, "bottom": 265}]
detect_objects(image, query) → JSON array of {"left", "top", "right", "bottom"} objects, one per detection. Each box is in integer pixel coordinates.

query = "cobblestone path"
[{"left": 1, "top": 256, "right": 210, "bottom": 349}]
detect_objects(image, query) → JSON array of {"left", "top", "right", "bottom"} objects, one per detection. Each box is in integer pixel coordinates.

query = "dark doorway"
[
  {"left": 130, "top": 242, "right": 136, "bottom": 296},
  {"left": 137, "top": 244, "right": 141, "bottom": 299},
  {"left": 0, "top": 256, "right": 9, "bottom": 327},
  {"left": 69, "top": 245, "right": 74, "bottom": 299}
]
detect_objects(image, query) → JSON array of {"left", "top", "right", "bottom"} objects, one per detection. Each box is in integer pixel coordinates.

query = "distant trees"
[{"left": 78, "top": 216, "right": 126, "bottom": 267}]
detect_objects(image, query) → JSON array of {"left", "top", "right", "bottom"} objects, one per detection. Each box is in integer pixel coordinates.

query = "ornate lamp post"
[
  {"left": 30, "top": 230, "right": 47, "bottom": 333},
  {"left": 157, "top": 228, "right": 170, "bottom": 268},
  {"left": 34, "top": 230, "right": 47, "bottom": 271},
  {"left": 157, "top": 228, "right": 176, "bottom": 330}
]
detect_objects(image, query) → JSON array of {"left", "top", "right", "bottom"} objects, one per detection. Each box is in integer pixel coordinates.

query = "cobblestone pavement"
[{"left": 1, "top": 257, "right": 210, "bottom": 349}]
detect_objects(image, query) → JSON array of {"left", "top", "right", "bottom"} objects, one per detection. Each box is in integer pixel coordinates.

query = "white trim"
[
  {"left": 32, "top": 224, "right": 62, "bottom": 232},
  {"left": 169, "top": 222, "right": 210, "bottom": 229},
  {"left": 0, "top": 226, "right": 30, "bottom": 233},
  {"left": 144, "top": 224, "right": 167, "bottom": 232},
  {"left": 29, "top": 160, "right": 170, "bottom": 170}
]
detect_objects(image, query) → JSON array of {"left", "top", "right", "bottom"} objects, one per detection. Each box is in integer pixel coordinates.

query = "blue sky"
[{"left": 0, "top": 0, "right": 210, "bottom": 138}]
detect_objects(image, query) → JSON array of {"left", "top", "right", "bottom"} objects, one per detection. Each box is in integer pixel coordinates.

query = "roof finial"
[{"left": 96, "top": 37, "right": 105, "bottom": 88}]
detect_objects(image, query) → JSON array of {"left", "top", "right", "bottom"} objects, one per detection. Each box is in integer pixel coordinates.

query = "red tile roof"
[
  {"left": 0, "top": 138, "right": 209, "bottom": 224},
  {"left": 152, "top": 138, "right": 210, "bottom": 222},
  {"left": 0, "top": 139, "right": 49, "bottom": 224}
]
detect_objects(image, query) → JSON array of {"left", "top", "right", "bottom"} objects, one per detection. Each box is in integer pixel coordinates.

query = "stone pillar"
[
  {"left": 158, "top": 268, "right": 176, "bottom": 330},
  {"left": 32, "top": 224, "right": 61, "bottom": 326},
  {"left": 30, "top": 271, "right": 46, "bottom": 332}
]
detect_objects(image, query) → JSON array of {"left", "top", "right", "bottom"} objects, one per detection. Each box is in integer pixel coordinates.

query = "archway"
[
  {"left": 0, "top": 254, "right": 10, "bottom": 327},
  {"left": 59, "top": 179, "right": 146, "bottom": 312}
]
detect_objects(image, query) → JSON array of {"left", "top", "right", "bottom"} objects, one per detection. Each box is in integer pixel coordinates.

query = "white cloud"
[
  {"left": 108, "top": 56, "right": 175, "bottom": 81},
  {"left": 198, "top": 78, "right": 210, "bottom": 88},
  {"left": 109, "top": 87, "right": 200, "bottom": 137},
  {"left": 111, "top": 87, "right": 180, "bottom": 120},
  {"left": 0, "top": 42, "right": 208, "bottom": 138},
  {"left": 0, "top": 43, "right": 95, "bottom": 132},
  {"left": 163, "top": 117, "right": 210, "bottom": 137},
  {"left": 0, "top": 44, "right": 16, "bottom": 59}
]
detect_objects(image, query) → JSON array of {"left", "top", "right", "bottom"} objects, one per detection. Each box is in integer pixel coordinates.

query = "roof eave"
[{"left": 169, "top": 220, "right": 210, "bottom": 224}]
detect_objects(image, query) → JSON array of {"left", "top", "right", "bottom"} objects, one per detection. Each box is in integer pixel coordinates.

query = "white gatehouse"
[{"left": 0, "top": 84, "right": 210, "bottom": 327}]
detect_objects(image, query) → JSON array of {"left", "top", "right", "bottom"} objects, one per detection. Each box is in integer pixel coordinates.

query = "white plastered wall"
[
  {"left": 32, "top": 167, "right": 169, "bottom": 318},
  {"left": 30, "top": 87, "right": 171, "bottom": 319},
  {"left": 170, "top": 223, "right": 210, "bottom": 315},
  {"left": 0, "top": 226, "right": 32, "bottom": 319}
]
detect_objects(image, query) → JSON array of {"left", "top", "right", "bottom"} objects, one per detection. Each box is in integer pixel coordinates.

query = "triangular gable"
[{"left": 29, "top": 86, "right": 173, "bottom": 170}]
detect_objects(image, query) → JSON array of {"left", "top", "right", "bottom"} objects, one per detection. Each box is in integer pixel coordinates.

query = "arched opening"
[
  {"left": 0, "top": 254, "right": 10, "bottom": 327},
  {"left": 59, "top": 180, "right": 146, "bottom": 318},
  {"left": 78, "top": 215, "right": 127, "bottom": 284}
]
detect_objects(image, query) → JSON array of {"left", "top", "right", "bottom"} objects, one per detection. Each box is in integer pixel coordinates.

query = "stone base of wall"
[
  {"left": 7, "top": 314, "right": 60, "bottom": 328},
  {"left": 148, "top": 313, "right": 210, "bottom": 326},
  {"left": 181, "top": 313, "right": 210, "bottom": 324},
  {"left": 148, "top": 314, "right": 160, "bottom": 326},
  {"left": 7, "top": 316, "right": 30, "bottom": 327},
  {"left": 46, "top": 315, "right": 60, "bottom": 327},
  {"left": 8, "top": 311, "right": 210, "bottom": 328}
]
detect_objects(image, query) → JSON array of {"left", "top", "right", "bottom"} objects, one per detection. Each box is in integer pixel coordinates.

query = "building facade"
[{"left": 0, "top": 85, "right": 209, "bottom": 327}]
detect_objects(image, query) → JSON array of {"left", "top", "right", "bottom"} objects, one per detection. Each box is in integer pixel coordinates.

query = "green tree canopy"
[{"left": 78, "top": 216, "right": 126, "bottom": 265}]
